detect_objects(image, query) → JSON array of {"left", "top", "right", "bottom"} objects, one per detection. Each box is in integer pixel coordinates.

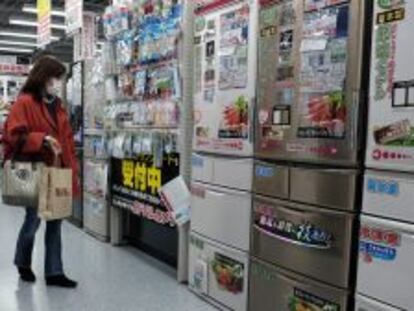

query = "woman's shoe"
[
  {"left": 18, "top": 267, "right": 36, "bottom": 282},
  {"left": 46, "top": 275, "right": 78, "bottom": 288}
]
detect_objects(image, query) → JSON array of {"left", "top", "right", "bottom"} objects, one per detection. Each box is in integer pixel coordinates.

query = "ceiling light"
[
  {"left": 0, "top": 31, "right": 60, "bottom": 41},
  {"left": 22, "top": 5, "right": 66, "bottom": 17},
  {"left": 10, "top": 19, "right": 67, "bottom": 30},
  {"left": 0, "top": 47, "right": 33, "bottom": 53},
  {"left": 0, "top": 40, "right": 38, "bottom": 47}
]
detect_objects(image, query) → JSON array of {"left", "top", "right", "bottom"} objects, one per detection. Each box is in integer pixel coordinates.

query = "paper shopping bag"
[{"left": 38, "top": 166, "right": 73, "bottom": 220}]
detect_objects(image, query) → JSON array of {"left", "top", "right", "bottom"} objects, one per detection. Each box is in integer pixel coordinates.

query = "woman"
[{"left": 3, "top": 55, "right": 79, "bottom": 288}]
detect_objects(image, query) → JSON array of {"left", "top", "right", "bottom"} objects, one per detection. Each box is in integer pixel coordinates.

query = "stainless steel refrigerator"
[
  {"left": 250, "top": 0, "right": 369, "bottom": 310},
  {"left": 356, "top": 1, "right": 414, "bottom": 310}
]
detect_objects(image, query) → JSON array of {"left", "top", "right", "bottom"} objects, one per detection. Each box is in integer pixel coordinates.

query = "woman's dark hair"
[{"left": 20, "top": 55, "right": 66, "bottom": 102}]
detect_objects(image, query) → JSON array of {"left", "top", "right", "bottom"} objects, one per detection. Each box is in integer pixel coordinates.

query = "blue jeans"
[{"left": 14, "top": 208, "right": 63, "bottom": 276}]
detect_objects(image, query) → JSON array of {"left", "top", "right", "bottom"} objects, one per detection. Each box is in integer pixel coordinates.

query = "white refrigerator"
[
  {"left": 189, "top": 1, "right": 258, "bottom": 310},
  {"left": 357, "top": 1, "right": 414, "bottom": 310}
]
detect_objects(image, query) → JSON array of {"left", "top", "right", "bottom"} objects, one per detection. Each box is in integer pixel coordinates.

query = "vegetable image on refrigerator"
[
  {"left": 256, "top": 0, "right": 366, "bottom": 166},
  {"left": 193, "top": 0, "right": 258, "bottom": 156}
]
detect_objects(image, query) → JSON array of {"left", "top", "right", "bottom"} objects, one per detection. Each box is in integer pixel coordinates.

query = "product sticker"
[
  {"left": 195, "top": 16, "right": 206, "bottom": 32},
  {"left": 191, "top": 154, "right": 204, "bottom": 168},
  {"left": 250, "top": 261, "right": 278, "bottom": 281},
  {"left": 218, "top": 6, "right": 249, "bottom": 90},
  {"left": 218, "top": 95, "right": 249, "bottom": 139},
  {"left": 273, "top": 106, "right": 291, "bottom": 125},
  {"left": 254, "top": 204, "right": 334, "bottom": 249},
  {"left": 367, "top": 177, "right": 399, "bottom": 196},
  {"left": 190, "top": 234, "right": 205, "bottom": 250},
  {"left": 359, "top": 225, "right": 401, "bottom": 263},
  {"left": 207, "top": 19, "right": 216, "bottom": 30},
  {"left": 279, "top": 1, "right": 295, "bottom": 27},
  {"left": 289, "top": 288, "right": 340, "bottom": 311},
  {"left": 203, "top": 87, "right": 215, "bottom": 103},
  {"left": 193, "top": 260, "right": 208, "bottom": 294},
  {"left": 194, "top": 36, "right": 202, "bottom": 45},
  {"left": 206, "top": 40, "right": 215, "bottom": 58},
  {"left": 262, "top": 126, "right": 285, "bottom": 141},
  {"left": 195, "top": 46, "right": 203, "bottom": 93},
  {"left": 255, "top": 165, "right": 275, "bottom": 178},
  {"left": 211, "top": 253, "right": 244, "bottom": 294},
  {"left": 377, "top": 7, "right": 405, "bottom": 24},
  {"left": 259, "top": 109, "right": 269, "bottom": 125}
]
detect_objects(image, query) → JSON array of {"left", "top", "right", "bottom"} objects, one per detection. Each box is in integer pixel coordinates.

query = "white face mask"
[{"left": 46, "top": 78, "right": 61, "bottom": 97}]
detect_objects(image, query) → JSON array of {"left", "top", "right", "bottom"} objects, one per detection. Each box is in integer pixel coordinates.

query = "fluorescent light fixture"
[
  {"left": 10, "top": 19, "right": 67, "bottom": 30},
  {"left": 22, "top": 5, "right": 66, "bottom": 17},
  {"left": 0, "top": 47, "right": 33, "bottom": 53},
  {"left": 0, "top": 40, "right": 38, "bottom": 47},
  {"left": 0, "top": 31, "right": 60, "bottom": 41}
]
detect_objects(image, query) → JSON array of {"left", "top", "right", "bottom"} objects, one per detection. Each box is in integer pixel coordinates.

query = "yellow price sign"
[{"left": 37, "top": 0, "right": 51, "bottom": 19}]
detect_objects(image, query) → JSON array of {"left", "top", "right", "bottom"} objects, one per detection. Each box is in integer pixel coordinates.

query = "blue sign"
[
  {"left": 367, "top": 178, "right": 399, "bottom": 196},
  {"left": 255, "top": 166, "right": 275, "bottom": 178},
  {"left": 192, "top": 155, "right": 204, "bottom": 168},
  {"left": 359, "top": 241, "right": 397, "bottom": 261}
]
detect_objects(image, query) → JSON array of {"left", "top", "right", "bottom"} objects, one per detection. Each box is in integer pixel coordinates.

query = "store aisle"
[{"left": 0, "top": 205, "right": 216, "bottom": 311}]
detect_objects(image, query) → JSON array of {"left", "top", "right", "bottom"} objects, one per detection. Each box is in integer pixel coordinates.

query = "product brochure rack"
[{"left": 102, "top": 0, "right": 194, "bottom": 283}]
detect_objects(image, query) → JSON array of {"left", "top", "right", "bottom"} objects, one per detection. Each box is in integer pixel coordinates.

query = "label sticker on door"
[
  {"left": 211, "top": 253, "right": 244, "bottom": 294},
  {"left": 288, "top": 288, "right": 340, "bottom": 311},
  {"left": 359, "top": 225, "right": 401, "bottom": 263},
  {"left": 254, "top": 205, "right": 333, "bottom": 249}
]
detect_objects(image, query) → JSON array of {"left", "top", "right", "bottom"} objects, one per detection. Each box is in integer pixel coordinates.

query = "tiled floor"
[{"left": 0, "top": 204, "right": 216, "bottom": 311}]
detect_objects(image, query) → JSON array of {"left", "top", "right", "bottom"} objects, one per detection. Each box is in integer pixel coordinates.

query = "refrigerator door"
[
  {"left": 290, "top": 166, "right": 359, "bottom": 211},
  {"left": 191, "top": 182, "right": 251, "bottom": 251},
  {"left": 357, "top": 215, "right": 414, "bottom": 311},
  {"left": 193, "top": 0, "right": 258, "bottom": 156},
  {"left": 363, "top": 170, "right": 414, "bottom": 223},
  {"left": 191, "top": 153, "right": 253, "bottom": 191},
  {"left": 249, "top": 258, "right": 350, "bottom": 311},
  {"left": 355, "top": 294, "right": 403, "bottom": 311},
  {"left": 366, "top": 1, "right": 414, "bottom": 172},
  {"left": 251, "top": 195, "right": 356, "bottom": 288},
  {"left": 189, "top": 233, "right": 249, "bottom": 311},
  {"left": 256, "top": 0, "right": 366, "bottom": 166}
]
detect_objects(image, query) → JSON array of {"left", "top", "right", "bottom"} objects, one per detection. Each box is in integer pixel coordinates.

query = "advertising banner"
[
  {"left": 65, "top": 0, "right": 83, "bottom": 35},
  {"left": 37, "top": 0, "right": 51, "bottom": 47},
  {"left": 110, "top": 153, "right": 180, "bottom": 226}
]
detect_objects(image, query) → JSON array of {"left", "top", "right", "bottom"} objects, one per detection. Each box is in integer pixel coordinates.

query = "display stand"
[{"left": 103, "top": 0, "right": 194, "bottom": 282}]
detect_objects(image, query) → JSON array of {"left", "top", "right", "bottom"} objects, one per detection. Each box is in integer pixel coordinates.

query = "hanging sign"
[
  {"left": 110, "top": 154, "right": 180, "bottom": 226},
  {"left": 81, "top": 12, "right": 96, "bottom": 60},
  {"left": 65, "top": 0, "right": 83, "bottom": 35},
  {"left": 37, "top": 0, "right": 51, "bottom": 47}
]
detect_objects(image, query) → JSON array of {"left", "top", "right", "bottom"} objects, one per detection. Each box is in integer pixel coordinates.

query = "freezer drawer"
[
  {"left": 290, "top": 167, "right": 359, "bottom": 211},
  {"left": 253, "top": 161, "right": 289, "bottom": 199},
  {"left": 251, "top": 195, "right": 356, "bottom": 288},
  {"left": 355, "top": 294, "right": 403, "bottom": 311},
  {"left": 191, "top": 153, "right": 253, "bottom": 191},
  {"left": 83, "top": 193, "right": 109, "bottom": 240},
  {"left": 357, "top": 215, "right": 414, "bottom": 311},
  {"left": 191, "top": 182, "right": 251, "bottom": 251},
  {"left": 189, "top": 232, "right": 248, "bottom": 311},
  {"left": 249, "top": 258, "right": 350, "bottom": 311},
  {"left": 363, "top": 170, "right": 414, "bottom": 223}
]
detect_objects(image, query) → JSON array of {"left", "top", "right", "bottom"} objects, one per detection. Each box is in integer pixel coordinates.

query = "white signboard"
[{"left": 65, "top": 0, "right": 83, "bottom": 35}]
